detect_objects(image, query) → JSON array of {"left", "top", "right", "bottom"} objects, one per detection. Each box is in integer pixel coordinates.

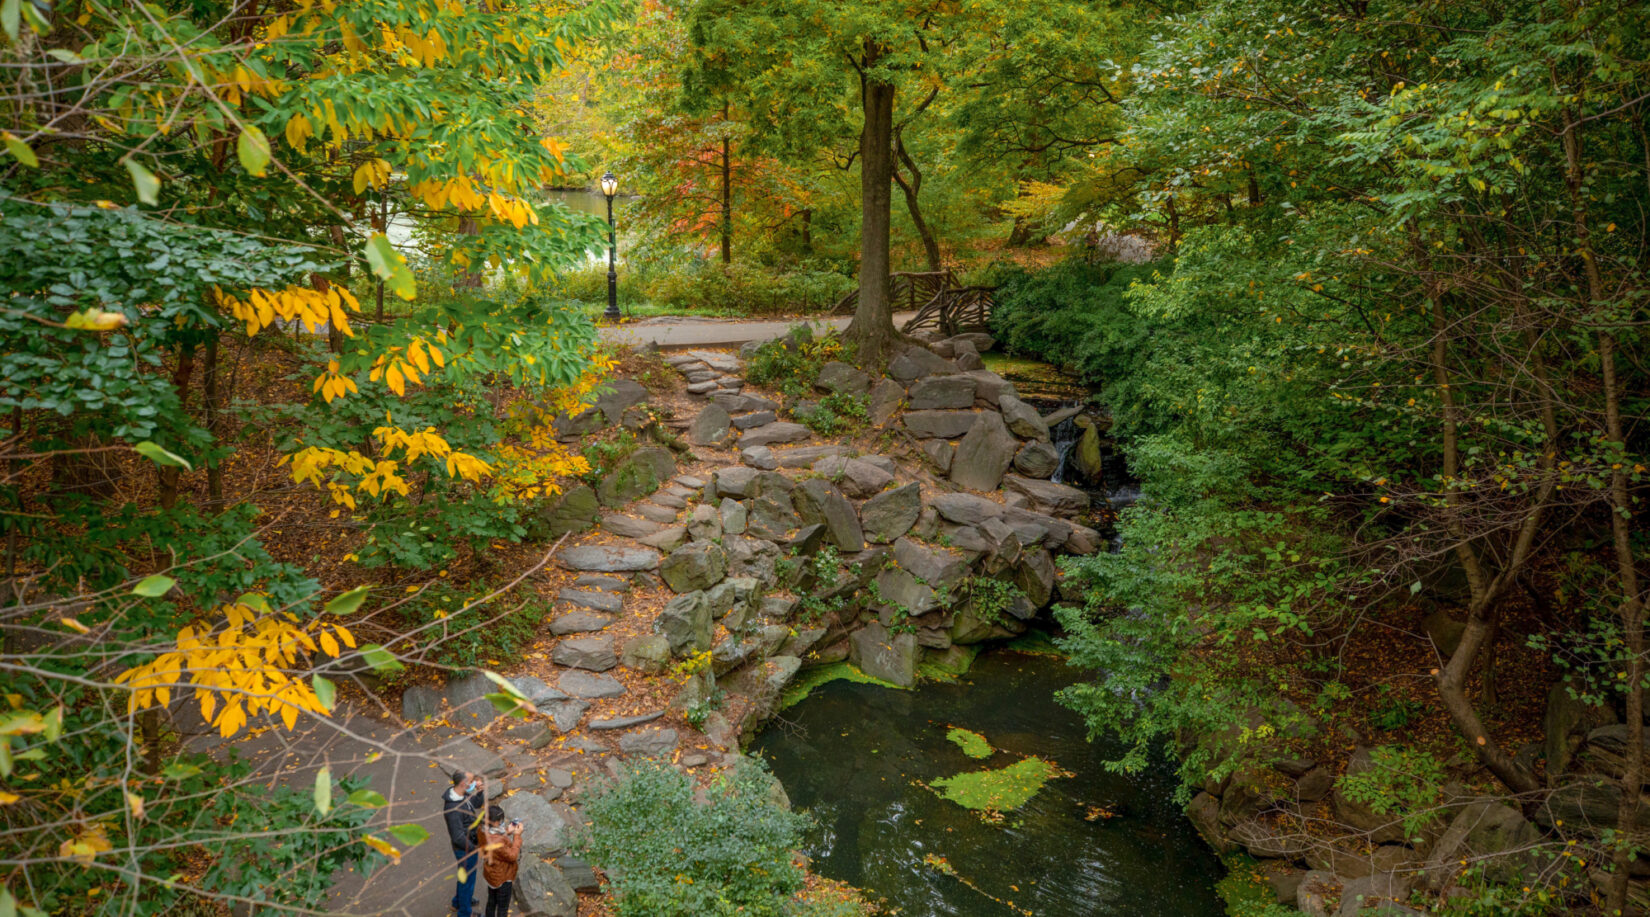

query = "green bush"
[
  {"left": 796, "top": 391, "right": 868, "bottom": 436},
  {"left": 1336, "top": 746, "right": 1447, "bottom": 841},
  {"left": 745, "top": 327, "right": 852, "bottom": 401},
  {"left": 987, "top": 258, "right": 1161, "bottom": 388},
  {"left": 548, "top": 260, "right": 854, "bottom": 318},
  {"left": 570, "top": 760, "right": 810, "bottom": 917}
]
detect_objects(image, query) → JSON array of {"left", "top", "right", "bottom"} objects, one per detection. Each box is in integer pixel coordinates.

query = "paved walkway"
[{"left": 598, "top": 312, "right": 916, "bottom": 349}]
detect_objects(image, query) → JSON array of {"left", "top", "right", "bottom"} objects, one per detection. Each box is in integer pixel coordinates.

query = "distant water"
[{"left": 752, "top": 650, "right": 1225, "bottom": 917}]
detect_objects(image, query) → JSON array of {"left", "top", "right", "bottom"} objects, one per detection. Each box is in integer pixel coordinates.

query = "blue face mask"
[{"left": 467, "top": 781, "right": 479, "bottom": 794}]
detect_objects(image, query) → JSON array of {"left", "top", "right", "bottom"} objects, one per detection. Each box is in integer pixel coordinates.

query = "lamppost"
[{"left": 600, "top": 171, "right": 620, "bottom": 322}]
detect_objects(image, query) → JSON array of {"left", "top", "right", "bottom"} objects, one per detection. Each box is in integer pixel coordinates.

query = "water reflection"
[{"left": 752, "top": 650, "right": 1223, "bottom": 917}]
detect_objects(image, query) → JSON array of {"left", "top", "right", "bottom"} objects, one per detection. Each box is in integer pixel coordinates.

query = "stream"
[{"left": 752, "top": 648, "right": 1225, "bottom": 916}]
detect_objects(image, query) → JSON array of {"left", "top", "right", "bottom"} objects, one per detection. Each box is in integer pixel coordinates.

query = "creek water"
[{"left": 752, "top": 649, "right": 1225, "bottom": 916}]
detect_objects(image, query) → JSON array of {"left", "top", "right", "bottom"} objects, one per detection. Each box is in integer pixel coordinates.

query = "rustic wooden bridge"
[{"left": 831, "top": 270, "right": 996, "bottom": 336}]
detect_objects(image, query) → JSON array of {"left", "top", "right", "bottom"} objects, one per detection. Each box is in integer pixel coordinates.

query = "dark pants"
[
  {"left": 451, "top": 849, "right": 479, "bottom": 917},
  {"left": 484, "top": 881, "right": 513, "bottom": 917}
]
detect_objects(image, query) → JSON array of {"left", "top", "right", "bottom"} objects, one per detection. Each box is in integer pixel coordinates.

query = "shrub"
[
  {"left": 745, "top": 327, "right": 851, "bottom": 399},
  {"left": 796, "top": 392, "right": 868, "bottom": 436},
  {"left": 570, "top": 760, "right": 809, "bottom": 917},
  {"left": 1337, "top": 746, "right": 1447, "bottom": 841}
]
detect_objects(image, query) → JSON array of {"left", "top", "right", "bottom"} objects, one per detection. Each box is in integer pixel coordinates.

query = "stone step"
[
  {"left": 556, "top": 545, "right": 661, "bottom": 573},
  {"left": 652, "top": 491, "right": 689, "bottom": 509},
  {"left": 550, "top": 611, "right": 615, "bottom": 636},
  {"left": 673, "top": 474, "right": 706, "bottom": 489},
  {"left": 635, "top": 502, "right": 680, "bottom": 524},
  {"left": 556, "top": 588, "right": 623, "bottom": 614},
  {"left": 588, "top": 710, "right": 666, "bottom": 730},
  {"left": 553, "top": 635, "right": 618, "bottom": 672},
  {"left": 558, "top": 670, "right": 626, "bottom": 699},
  {"left": 738, "top": 421, "right": 813, "bottom": 448},
  {"left": 573, "top": 574, "right": 630, "bottom": 592},
  {"left": 600, "top": 514, "right": 662, "bottom": 538}
]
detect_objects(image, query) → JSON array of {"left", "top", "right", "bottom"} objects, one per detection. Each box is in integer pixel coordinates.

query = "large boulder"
[
  {"left": 655, "top": 592, "right": 713, "bottom": 655},
  {"left": 596, "top": 446, "right": 676, "bottom": 507},
  {"left": 903, "top": 410, "right": 978, "bottom": 439},
  {"left": 620, "top": 634, "right": 671, "bottom": 673},
  {"left": 929, "top": 492, "right": 1004, "bottom": 525},
  {"left": 815, "top": 361, "right": 871, "bottom": 396},
  {"left": 1012, "top": 441, "right": 1060, "bottom": 478},
  {"left": 1003, "top": 474, "right": 1090, "bottom": 516},
  {"left": 868, "top": 378, "right": 904, "bottom": 426},
  {"left": 1422, "top": 800, "right": 1542, "bottom": 889},
  {"left": 792, "top": 479, "right": 864, "bottom": 552},
  {"left": 688, "top": 404, "right": 734, "bottom": 447},
  {"left": 860, "top": 483, "right": 921, "bottom": 543},
  {"left": 1332, "top": 748, "right": 1410, "bottom": 845},
  {"left": 1545, "top": 678, "right": 1615, "bottom": 782},
  {"left": 812, "top": 455, "right": 894, "bottom": 498},
  {"left": 515, "top": 859, "right": 577, "bottom": 917},
  {"left": 998, "top": 395, "right": 1050, "bottom": 441},
  {"left": 874, "top": 567, "right": 941, "bottom": 620},
  {"left": 711, "top": 465, "right": 760, "bottom": 498},
  {"left": 499, "top": 792, "right": 574, "bottom": 858},
  {"left": 746, "top": 491, "right": 801, "bottom": 542},
  {"left": 540, "top": 485, "right": 600, "bottom": 537},
  {"left": 950, "top": 411, "right": 1017, "bottom": 492},
  {"left": 962, "top": 370, "right": 1017, "bottom": 407},
  {"left": 1336, "top": 872, "right": 1412, "bottom": 917},
  {"left": 593, "top": 379, "right": 649, "bottom": 425},
  {"left": 659, "top": 542, "right": 728, "bottom": 593},
  {"left": 893, "top": 537, "right": 971, "bottom": 591},
  {"left": 888, "top": 346, "right": 956, "bottom": 382},
  {"left": 849, "top": 621, "right": 918, "bottom": 687},
  {"left": 908, "top": 375, "right": 978, "bottom": 411}
]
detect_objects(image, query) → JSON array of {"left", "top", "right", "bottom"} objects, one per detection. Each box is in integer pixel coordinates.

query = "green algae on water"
[
  {"left": 779, "top": 662, "right": 905, "bottom": 710},
  {"left": 1004, "top": 628, "right": 1063, "bottom": 657},
  {"left": 928, "top": 755, "right": 1067, "bottom": 819},
  {"left": 946, "top": 727, "right": 993, "bottom": 759}
]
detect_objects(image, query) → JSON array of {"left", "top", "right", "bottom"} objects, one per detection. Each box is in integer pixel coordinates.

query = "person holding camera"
[
  {"left": 477, "top": 804, "right": 524, "bottom": 917},
  {"left": 441, "top": 771, "right": 486, "bottom": 916}
]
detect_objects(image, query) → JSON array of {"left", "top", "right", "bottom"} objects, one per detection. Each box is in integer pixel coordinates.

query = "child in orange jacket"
[{"left": 477, "top": 804, "right": 524, "bottom": 917}]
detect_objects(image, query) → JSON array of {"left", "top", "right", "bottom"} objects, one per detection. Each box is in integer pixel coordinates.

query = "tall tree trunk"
[
  {"left": 893, "top": 132, "right": 941, "bottom": 273},
  {"left": 158, "top": 343, "right": 196, "bottom": 510},
  {"left": 844, "top": 40, "right": 897, "bottom": 365},
  {"left": 1429, "top": 290, "right": 1541, "bottom": 796},
  {"left": 1565, "top": 102, "right": 1648, "bottom": 912},
  {"left": 202, "top": 334, "right": 223, "bottom": 507},
  {"left": 721, "top": 102, "right": 732, "bottom": 265}
]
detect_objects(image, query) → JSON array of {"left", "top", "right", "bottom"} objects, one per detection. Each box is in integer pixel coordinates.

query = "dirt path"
[{"left": 598, "top": 312, "right": 917, "bottom": 349}]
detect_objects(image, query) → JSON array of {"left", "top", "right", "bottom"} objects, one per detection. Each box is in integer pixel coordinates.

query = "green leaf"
[
  {"left": 365, "top": 233, "right": 416, "bottom": 301},
  {"left": 160, "top": 761, "right": 202, "bottom": 780},
  {"left": 42, "top": 707, "right": 61, "bottom": 743},
  {"left": 386, "top": 823, "right": 430, "bottom": 846},
  {"left": 46, "top": 48, "right": 82, "bottom": 64},
  {"left": 2, "top": 134, "right": 36, "bottom": 168},
  {"left": 325, "top": 585, "right": 371, "bottom": 616},
  {"left": 0, "top": 0, "right": 19, "bottom": 45},
  {"left": 123, "top": 157, "right": 159, "bottom": 205},
  {"left": 0, "top": 739, "right": 11, "bottom": 778},
  {"left": 312, "top": 675, "right": 336, "bottom": 712},
  {"left": 237, "top": 125, "right": 271, "bottom": 177},
  {"left": 0, "top": 885, "right": 17, "bottom": 917},
  {"left": 1410, "top": 581, "right": 1423, "bottom": 595},
  {"left": 314, "top": 765, "right": 332, "bottom": 815},
  {"left": 347, "top": 788, "right": 387, "bottom": 808},
  {"left": 132, "top": 574, "right": 176, "bottom": 598},
  {"left": 133, "top": 441, "right": 191, "bottom": 470},
  {"left": 235, "top": 593, "right": 272, "bottom": 614},
  {"left": 358, "top": 644, "right": 405, "bottom": 675}
]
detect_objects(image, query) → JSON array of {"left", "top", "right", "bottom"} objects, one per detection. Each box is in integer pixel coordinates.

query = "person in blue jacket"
[{"left": 441, "top": 770, "right": 487, "bottom": 916}]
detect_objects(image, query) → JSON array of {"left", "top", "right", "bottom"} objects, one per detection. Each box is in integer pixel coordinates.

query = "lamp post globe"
[{"left": 601, "top": 172, "right": 620, "bottom": 321}]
